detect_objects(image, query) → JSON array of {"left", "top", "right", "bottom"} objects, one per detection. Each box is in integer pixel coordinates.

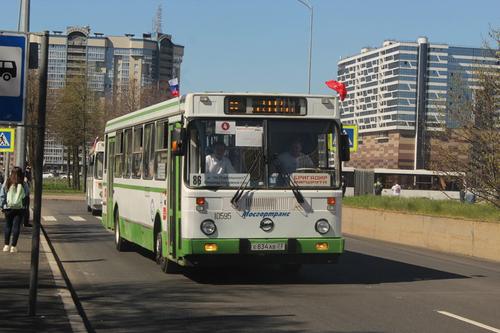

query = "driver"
[
  {"left": 277, "top": 139, "right": 313, "bottom": 173},
  {"left": 205, "top": 141, "right": 236, "bottom": 174}
]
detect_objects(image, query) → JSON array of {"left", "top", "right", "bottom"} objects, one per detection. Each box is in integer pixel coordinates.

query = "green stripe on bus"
[
  {"left": 107, "top": 101, "right": 181, "bottom": 127},
  {"left": 113, "top": 182, "right": 165, "bottom": 193},
  {"left": 120, "top": 217, "right": 154, "bottom": 251}
]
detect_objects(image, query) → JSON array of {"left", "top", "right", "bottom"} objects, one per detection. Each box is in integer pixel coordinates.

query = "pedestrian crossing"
[
  {"left": 42, "top": 215, "right": 101, "bottom": 222},
  {"left": 69, "top": 216, "right": 86, "bottom": 222}
]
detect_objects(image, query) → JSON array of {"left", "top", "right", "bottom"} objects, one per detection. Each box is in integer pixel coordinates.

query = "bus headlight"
[
  {"left": 315, "top": 219, "right": 331, "bottom": 235},
  {"left": 200, "top": 220, "right": 216, "bottom": 236}
]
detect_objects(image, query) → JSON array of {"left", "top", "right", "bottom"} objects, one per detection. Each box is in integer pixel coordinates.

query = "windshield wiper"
[
  {"left": 271, "top": 155, "right": 305, "bottom": 204},
  {"left": 230, "top": 150, "right": 264, "bottom": 208}
]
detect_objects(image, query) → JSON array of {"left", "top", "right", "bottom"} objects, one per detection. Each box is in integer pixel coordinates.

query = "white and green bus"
[
  {"left": 86, "top": 141, "right": 104, "bottom": 216},
  {"left": 102, "top": 93, "right": 351, "bottom": 272}
]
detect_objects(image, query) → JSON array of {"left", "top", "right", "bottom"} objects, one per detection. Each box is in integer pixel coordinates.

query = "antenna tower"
[{"left": 154, "top": 4, "right": 163, "bottom": 34}]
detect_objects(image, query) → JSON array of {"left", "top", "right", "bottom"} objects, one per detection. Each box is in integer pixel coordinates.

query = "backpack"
[{"left": 6, "top": 184, "right": 25, "bottom": 209}]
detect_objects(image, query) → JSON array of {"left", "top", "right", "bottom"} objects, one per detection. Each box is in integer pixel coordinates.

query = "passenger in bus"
[
  {"left": 277, "top": 139, "right": 314, "bottom": 174},
  {"left": 205, "top": 142, "right": 236, "bottom": 174}
]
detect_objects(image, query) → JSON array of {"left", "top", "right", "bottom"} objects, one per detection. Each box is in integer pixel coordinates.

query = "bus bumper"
[
  {"left": 91, "top": 199, "right": 102, "bottom": 211},
  {"left": 181, "top": 237, "right": 344, "bottom": 267}
]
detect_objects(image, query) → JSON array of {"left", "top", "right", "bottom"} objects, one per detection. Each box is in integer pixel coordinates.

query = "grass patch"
[
  {"left": 42, "top": 178, "right": 84, "bottom": 194},
  {"left": 343, "top": 195, "right": 499, "bottom": 223}
]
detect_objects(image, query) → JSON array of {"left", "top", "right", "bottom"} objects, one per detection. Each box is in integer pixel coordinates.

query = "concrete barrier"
[{"left": 342, "top": 207, "right": 500, "bottom": 262}]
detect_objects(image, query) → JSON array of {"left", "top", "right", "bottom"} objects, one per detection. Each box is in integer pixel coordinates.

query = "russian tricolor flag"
[{"left": 168, "top": 78, "right": 179, "bottom": 97}]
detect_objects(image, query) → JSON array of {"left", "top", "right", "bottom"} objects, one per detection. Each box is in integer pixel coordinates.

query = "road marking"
[
  {"left": 43, "top": 216, "right": 57, "bottom": 221},
  {"left": 40, "top": 229, "right": 87, "bottom": 332},
  {"left": 69, "top": 216, "right": 86, "bottom": 222},
  {"left": 95, "top": 216, "right": 102, "bottom": 220},
  {"left": 437, "top": 311, "right": 500, "bottom": 333}
]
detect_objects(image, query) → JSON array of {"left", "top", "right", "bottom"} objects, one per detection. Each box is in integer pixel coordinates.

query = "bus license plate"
[{"left": 251, "top": 243, "right": 286, "bottom": 251}]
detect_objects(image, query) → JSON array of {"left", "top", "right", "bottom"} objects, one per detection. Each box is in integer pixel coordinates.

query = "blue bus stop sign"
[{"left": 0, "top": 32, "right": 27, "bottom": 124}]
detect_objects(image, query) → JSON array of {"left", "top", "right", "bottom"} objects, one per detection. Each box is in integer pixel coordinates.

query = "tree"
[
  {"left": 105, "top": 77, "right": 168, "bottom": 120},
  {"left": 48, "top": 74, "right": 104, "bottom": 190},
  {"left": 430, "top": 29, "right": 499, "bottom": 207}
]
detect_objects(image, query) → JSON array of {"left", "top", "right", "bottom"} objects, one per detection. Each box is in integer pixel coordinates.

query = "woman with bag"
[{"left": 1, "top": 167, "right": 26, "bottom": 253}]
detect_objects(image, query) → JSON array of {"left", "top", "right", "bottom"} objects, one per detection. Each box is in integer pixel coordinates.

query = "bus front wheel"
[
  {"left": 114, "top": 210, "right": 128, "bottom": 251},
  {"left": 155, "top": 230, "right": 179, "bottom": 274}
]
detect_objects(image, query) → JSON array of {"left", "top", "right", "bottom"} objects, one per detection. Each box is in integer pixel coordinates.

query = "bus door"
[
  {"left": 106, "top": 137, "right": 115, "bottom": 229},
  {"left": 168, "top": 124, "right": 182, "bottom": 258}
]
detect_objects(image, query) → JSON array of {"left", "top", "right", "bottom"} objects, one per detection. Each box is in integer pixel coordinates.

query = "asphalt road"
[{"left": 41, "top": 199, "right": 500, "bottom": 333}]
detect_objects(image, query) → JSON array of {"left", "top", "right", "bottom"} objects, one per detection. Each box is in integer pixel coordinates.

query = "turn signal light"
[
  {"left": 171, "top": 140, "right": 179, "bottom": 151},
  {"left": 315, "top": 242, "right": 329, "bottom": 251},
  {"left": 327, "top": 197, "right": 336, "bottom": 205},
  {"left": 204, "top": 243, "right": 218, "bottom": 252}
]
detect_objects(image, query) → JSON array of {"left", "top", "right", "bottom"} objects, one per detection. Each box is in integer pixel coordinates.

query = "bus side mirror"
[
  {"left": 171, "top": 128, "right": 186, "bottom": 156},
  {"left": 340, "top": 133, "right": 350, "bottom": 161}
]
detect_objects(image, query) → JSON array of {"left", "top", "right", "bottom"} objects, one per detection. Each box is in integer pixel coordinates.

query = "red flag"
[{"left": 325, "top": 80, "right": 347, "bottom": 101}]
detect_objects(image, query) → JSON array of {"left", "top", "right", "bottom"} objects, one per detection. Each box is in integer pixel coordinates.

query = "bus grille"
[{"left": 242, "top": 197, "right": 294, "bottom": 211}]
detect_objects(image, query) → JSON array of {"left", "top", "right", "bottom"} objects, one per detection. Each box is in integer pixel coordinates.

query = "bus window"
[
  {"left": 155, "top": 121, "right": 168, "bottom": 180},
  {"left": 123, "top": 128, "right": 132, "bottom": 178},
  {"left": 114, "top": 131, "right": 123, "bottom": 178},
  {"left": 132, "top": 126, "right": 143, "bottom": 178},
  {"left": 143, "top": 123, "right": 155, "bottom": 179},
  {"left": 104, "top": 135, "right": 108, "bottom": 173}
]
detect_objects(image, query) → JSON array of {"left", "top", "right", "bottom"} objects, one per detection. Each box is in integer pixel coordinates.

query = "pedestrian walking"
[
  {"left": 374, "top": 178, "right": 383, "bottom": 196},
  {"left": 23, "top": 166, "right": 32, "bottom": 227},
  {"left": 341, "top": 175, "right": 347, "bottom": 197},
  {"left": 1, "top": 167, "right": 27, "bottom": 253},
  {"left": 391, "top": 183, "right": 401, "bottom": 197}
]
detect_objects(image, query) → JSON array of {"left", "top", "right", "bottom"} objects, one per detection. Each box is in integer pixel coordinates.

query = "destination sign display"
[{"left": 225, "top": 96, "right": 307, "bottom": 115}]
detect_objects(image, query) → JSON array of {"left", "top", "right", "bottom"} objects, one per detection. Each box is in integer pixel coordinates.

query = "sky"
[{"left": 2, "top": 0, "right": 499, "bottom": 95}]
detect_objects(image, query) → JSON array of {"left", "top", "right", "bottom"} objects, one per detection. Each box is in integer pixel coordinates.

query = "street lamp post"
[{"left": 297, "top": 0, "right": 313, "bottom": 94}]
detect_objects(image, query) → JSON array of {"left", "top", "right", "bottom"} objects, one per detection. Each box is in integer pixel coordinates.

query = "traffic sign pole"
[
  {"left": 28, "top": 30, "right": 48, "bottom": 317},
  {"left": 15, "top": 0, "right": 30, "bottom": 170}
]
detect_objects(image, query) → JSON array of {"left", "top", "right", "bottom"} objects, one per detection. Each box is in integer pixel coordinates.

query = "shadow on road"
[
  {"left": 0, "top": 266, "right": 72, "bottom": 333},
  {"left": 184, "top": 250, "right": 469, "bottom": 285}
]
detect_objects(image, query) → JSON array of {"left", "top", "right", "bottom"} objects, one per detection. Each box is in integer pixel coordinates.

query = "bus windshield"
[
  {"left": 187, "top": 119, "right": 341, "bottom": 189},
  {"left": 94, "top": 152, "right": 104, "bottom": 180}
]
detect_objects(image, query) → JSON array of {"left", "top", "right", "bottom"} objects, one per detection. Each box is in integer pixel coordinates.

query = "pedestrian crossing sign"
[
  {"left": 0, "top": 128, "right": 15, "bottom": 152},
  {"left": 342, "top": 125, "right": 358, "bottom": 152},
  {"left": 327, "top": 125, "right": 358, "bottom": 153}
]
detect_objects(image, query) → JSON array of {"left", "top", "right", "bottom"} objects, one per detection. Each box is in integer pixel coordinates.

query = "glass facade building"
[
  {"left": 337, "top": 38, "right": 498, "bottom": 169},
  {"left": 338, "top": 38, "right": 497, "bottom": 131}
]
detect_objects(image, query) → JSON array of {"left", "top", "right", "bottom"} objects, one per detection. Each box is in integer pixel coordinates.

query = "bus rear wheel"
[
  {"left": 114, "top": 210, "right": 128, "bottom": 251},
  {"left": 155, "top": 230, "right": 179, "bottom": 274}
]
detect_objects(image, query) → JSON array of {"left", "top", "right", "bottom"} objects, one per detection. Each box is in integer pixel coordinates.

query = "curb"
[
  {"left": 42, "top": 194, "right": 85, "bottom": 201},
  {"left": 39, "top": 210, "right": 93, "bottom": 332}
]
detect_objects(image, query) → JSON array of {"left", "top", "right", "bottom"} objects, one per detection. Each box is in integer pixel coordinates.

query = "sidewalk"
[{"left": 0, "top": 216, "right": 73, "bottom": 332}]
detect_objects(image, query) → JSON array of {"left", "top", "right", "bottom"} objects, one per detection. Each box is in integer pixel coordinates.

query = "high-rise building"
[
  {"left": 29, "top": 26, "right": 184, "bottom": 171},
  {"left": 30, "top": 26, "right": 184, "bottom": 96},
  {"left": 337, "top": 38, "right": 498, "bottom": 169}
]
